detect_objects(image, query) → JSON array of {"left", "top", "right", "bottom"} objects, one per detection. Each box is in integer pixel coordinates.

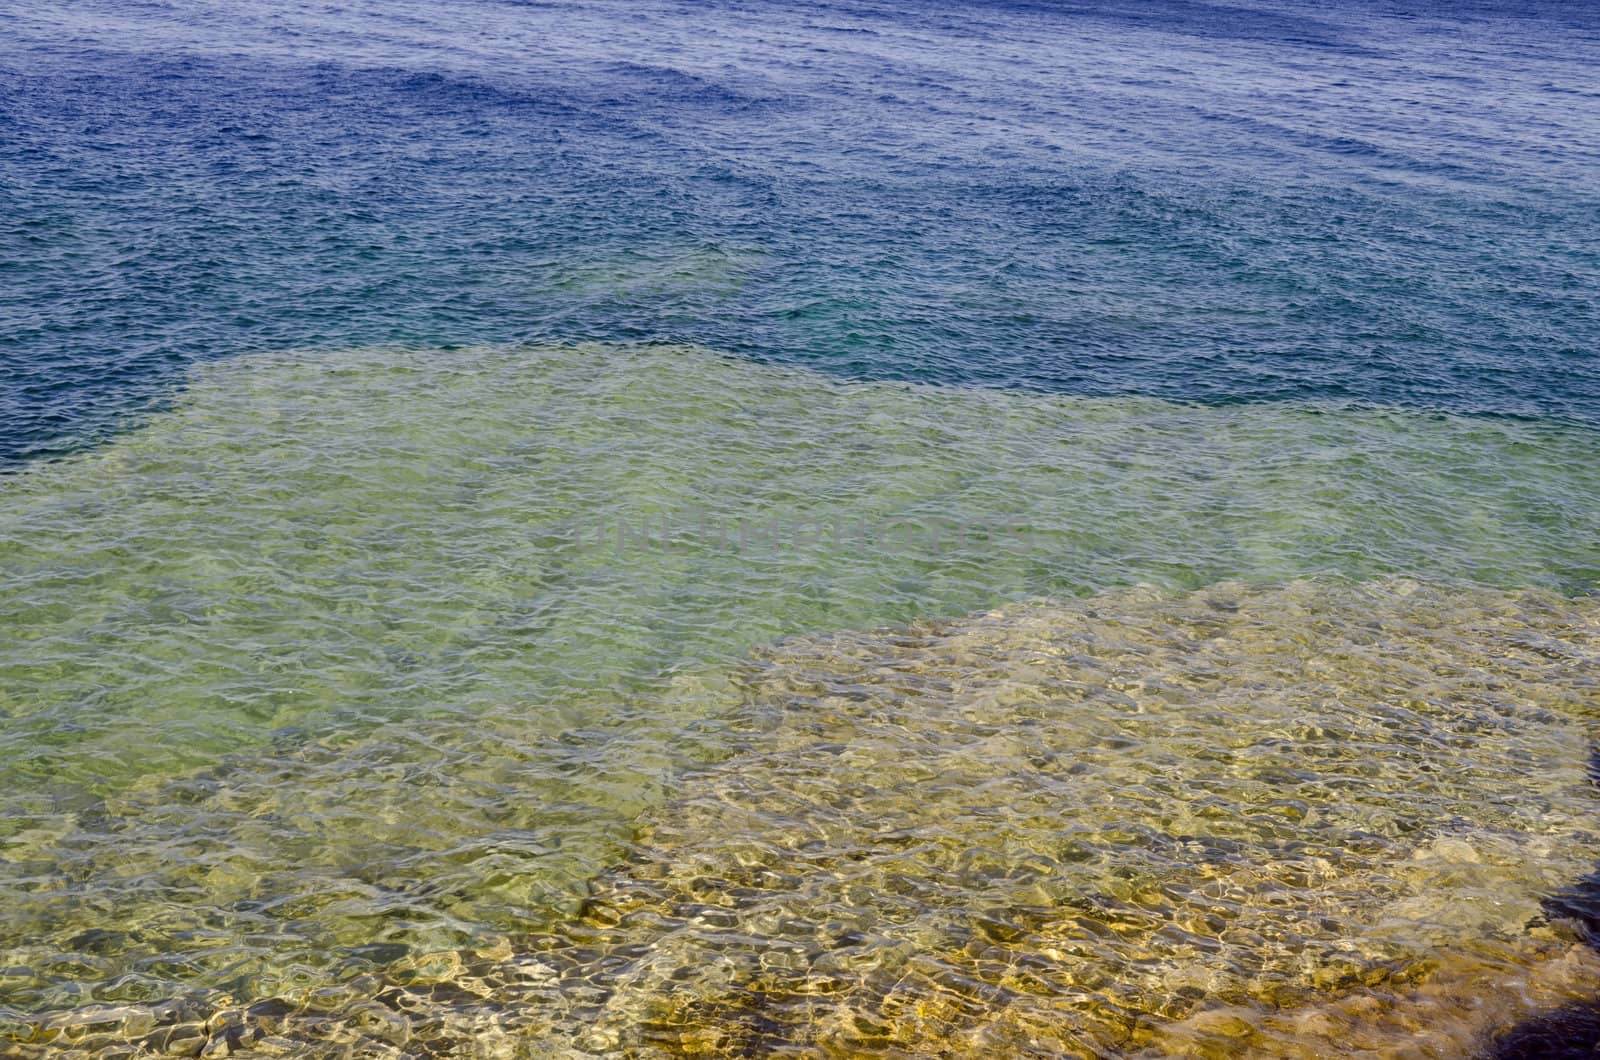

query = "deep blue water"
[{"left": 3, "top": 0, "right": 1599, "bottom": 464}]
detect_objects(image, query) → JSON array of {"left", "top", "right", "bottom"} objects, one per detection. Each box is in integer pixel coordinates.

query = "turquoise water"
[
  {"left": 4, "top": 0, "right": 1600, "bottom": 1054},
  {"left": 4, "top": 345, "right": 1600, "bottom": 1047}
]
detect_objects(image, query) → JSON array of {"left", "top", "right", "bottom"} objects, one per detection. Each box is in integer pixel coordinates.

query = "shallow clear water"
[
  {"left": 12, "top": 574, "right": 1600, "bottom": 1056},
  {"left": 4, "top": 345, "right": 1600, "bottom": 1053},
  {"left": 4, "top": 0, "right": 1600, "bottom": 1054}
]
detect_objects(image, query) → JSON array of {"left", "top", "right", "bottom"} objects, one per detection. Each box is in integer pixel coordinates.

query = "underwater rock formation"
[{"left": 11, "top": 578, "right": 1600, "bottom": 1057}]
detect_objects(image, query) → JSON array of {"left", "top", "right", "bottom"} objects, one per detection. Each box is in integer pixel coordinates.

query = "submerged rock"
[{"left": 8, "top": 578, "right": 1600, "bottom": 1057}]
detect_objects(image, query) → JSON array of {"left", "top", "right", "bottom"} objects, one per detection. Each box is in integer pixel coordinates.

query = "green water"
[
  {"left": 3, "top": 344, "right": 1599, "bottom": 1032},
  {"left": 17, "top": 581, "right": 1600, "bottom": 1058}
]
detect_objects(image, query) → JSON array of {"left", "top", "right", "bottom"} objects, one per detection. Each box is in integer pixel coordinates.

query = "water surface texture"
[
  {"left": 3, "top": 0, "right": 1600, "bottom": 1055},
  {"left": 4, "top": 0, "right": 1600, "bottom": 461}
]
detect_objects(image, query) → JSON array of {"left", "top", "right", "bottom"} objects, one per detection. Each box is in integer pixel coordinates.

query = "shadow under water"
[
  {"left": 1488, "top": 1000, "right": 1600, "bottom": 1059},
  {"left": 1481, "top": 748, "right": 1600, "bottom": 1059},
  {"left": 11, "top": 577, "right": 1600, "bottom": 1058}
]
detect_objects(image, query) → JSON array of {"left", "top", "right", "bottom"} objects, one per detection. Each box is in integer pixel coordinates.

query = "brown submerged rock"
[{"left": 8, "top": 578, "right": 1600, "bottom": 1058}]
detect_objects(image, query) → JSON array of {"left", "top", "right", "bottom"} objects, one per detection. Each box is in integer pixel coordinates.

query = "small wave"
[{"left": 12, "top": 577, "right": 1600, "bottom": 1055}]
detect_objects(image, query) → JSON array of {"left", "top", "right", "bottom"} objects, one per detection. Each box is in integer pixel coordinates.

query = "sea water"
[{"left": 3, "top": 0, "right": 1600, "bottom": 1055}]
